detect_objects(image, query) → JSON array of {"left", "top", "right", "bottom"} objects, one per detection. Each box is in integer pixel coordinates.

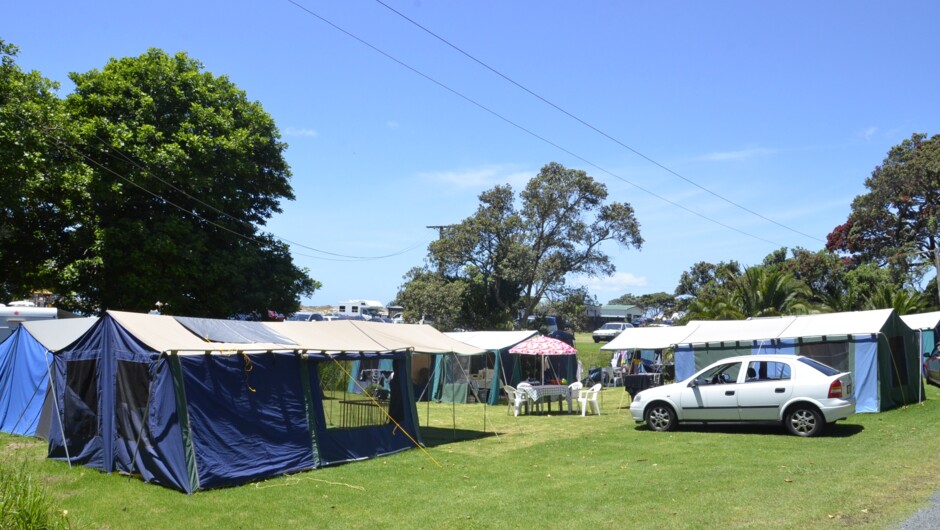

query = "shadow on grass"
[
  {"left": 419, "top": 426, "right": 498, "bottom": 448},
  {"left": 629, "top": 422, "right": 865, "bottom": 437}
]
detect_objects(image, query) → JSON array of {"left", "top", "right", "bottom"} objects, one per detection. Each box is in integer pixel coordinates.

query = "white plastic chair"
[
  {"left": 577, "top": 383, "right": 602, "bottom": 416},
  {"left": 601, "top": 367, "right": 622, "bottom": 387},
  {"left": 567, "top": 381, "right": 583, "bottom": 413},
  {"left": 517, "top": 382, "right": 540, "bottom": 413},
  {"left": 503, "top": 385, "right": 517, "bottom": 415}
]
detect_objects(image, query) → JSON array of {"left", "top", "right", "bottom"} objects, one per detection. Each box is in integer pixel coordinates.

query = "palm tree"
[
  {"left": 732, "top": 268, "right": 812, "bottom": 317},
  {"left": 865, "top": 285, "right": 932, "bottom": 315},
  {"left": 684, "top": 267, "right": 814, "bottom": 321},
  {"left": 684, "top": 296, "right": 744, "bottom": 321}
]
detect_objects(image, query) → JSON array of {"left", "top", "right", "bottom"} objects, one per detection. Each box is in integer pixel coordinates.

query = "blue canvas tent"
[
  {"left": 672, "top": 309, "right": 921, "bottom": 413},
  {"left": 46, "top": 311, "right": 423, "bottom": 493},
  {"left": 0, "top": 317, "right": 97, "bottom": 437}
]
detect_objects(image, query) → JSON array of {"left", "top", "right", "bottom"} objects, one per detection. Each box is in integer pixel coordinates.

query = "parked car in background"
[
  {"left": 630, "top": 355, "right": 855, "bottom": 437},
  {"left": 287, "top": 311, "right": 323, "bottom": 322},
  {"left": 592, "top": 322, "right": 633, "bottom": 342},
  {"left": 925, "top": 348, "right": 940, "bottom": 386}
]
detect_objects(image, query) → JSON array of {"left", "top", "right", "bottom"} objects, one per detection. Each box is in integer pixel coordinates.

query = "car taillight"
[{"left": 828, "top": 379, "right": 843, "bottom": 399}]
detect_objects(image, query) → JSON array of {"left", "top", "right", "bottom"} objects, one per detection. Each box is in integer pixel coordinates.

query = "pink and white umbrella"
[
  {"left": 509, "top": 335, "right": 577, "bottom": 384},
  {"left": 509, "top": 335, "right": 577, "bottom": 355}
]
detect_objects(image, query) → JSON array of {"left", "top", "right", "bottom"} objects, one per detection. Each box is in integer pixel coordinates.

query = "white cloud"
[
  {"left": 283, "top": 127, "right": 319, "bottom": 138},
  {"left": 857, "top": 126, "right": 878, "bottom": 141},
  {"left": 420, "top": 164, "right": 533, "bottom": 191},
  {"left": 386, "top": 121, "right": 400, "bottom": 129},
  {"left": 575, "top": 271, "right": 648, "bottom": 296},
  {"left": 699, "top": 147, "right": 776, "bottom": 161}
]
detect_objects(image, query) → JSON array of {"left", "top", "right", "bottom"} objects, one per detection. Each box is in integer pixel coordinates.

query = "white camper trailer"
[
  {"left": 0, "top": 305, "right": 75, "bottom": 342},
  {"left": 336, "top": 300, "right": 387, "bottom": 320}
]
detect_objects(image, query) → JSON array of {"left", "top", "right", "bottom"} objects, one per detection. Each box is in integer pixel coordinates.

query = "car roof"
[{"left": 710, "top": 354, "right": 805, "bottom": 363}]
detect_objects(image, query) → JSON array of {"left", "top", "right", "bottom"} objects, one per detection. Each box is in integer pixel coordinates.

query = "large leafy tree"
[
  {"left": 394, "top": 267, "right": 469, "bottom": 331},
  {"left": 0, "top": 40, "right": 81, "bottom": 302},
  {"left": 674, "top": 260, "right": 742, "bottom": 300},
  {"left": 827, "top": 133, "right": 940, "bottom": 294},
  {"left": 760, "top": 247, "right": 850, "bottom": 300},
  {"left": 48, "top": 49, "right": 318, "bottom": 315},
  {"left": 413, "top": 162, "right": 643, "bottom": 328}
]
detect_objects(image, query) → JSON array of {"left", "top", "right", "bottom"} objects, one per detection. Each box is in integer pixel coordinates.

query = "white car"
[
  {"left": 630, "top": 355, "right": 855, "bottom": 437},
  {"left": 592, "top": 322, "right": 633, "bottom": 342}
]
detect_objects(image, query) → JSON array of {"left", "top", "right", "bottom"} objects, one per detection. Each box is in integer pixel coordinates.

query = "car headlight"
[{"left": 632, "top": 394, "right": 641, "bottom": 403}]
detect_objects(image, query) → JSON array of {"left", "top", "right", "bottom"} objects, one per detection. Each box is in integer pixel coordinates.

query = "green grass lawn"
[
  {"left": 4, "top": 350, "right": 940, "bottom": 528},
  {"left": 5, "top": 386, "right": 940, "bottom": 529}
]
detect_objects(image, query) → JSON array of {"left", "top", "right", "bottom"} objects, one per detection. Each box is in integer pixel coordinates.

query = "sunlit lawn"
[{"left": 3, "top": 334, "right": 940, "bottom": 528}]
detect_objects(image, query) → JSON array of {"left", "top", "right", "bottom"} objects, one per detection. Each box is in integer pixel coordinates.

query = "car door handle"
[
  {"left": 775, "top": 388, "right": 786, "bottom": 393},
  {"left": 725, "top": 391, "right": 735, "bottom": 396}
]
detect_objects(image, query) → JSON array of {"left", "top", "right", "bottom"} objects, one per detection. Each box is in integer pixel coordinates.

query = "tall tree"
[
  {"left": 760, "top": 247, "right": 850, "bottom": 300},
  {"left": 53, "top": 49, "right": 317, "bottom": 315},
  {"left": 419, "top": 162, "right": 643, "bottom": 328},
  {"left": 0, "top": 40, "right": 80, "bottom": 302},
  {"left": 394, "top": 267, "right": 469, "bottom": 331},
  {"left": 827, "top": 133, "right": 940, "bottom": 296},
  {"left": 675, "top": 260, "right": 742, "bottom": 299}
]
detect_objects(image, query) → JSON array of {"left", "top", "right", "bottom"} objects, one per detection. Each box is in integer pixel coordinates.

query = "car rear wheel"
[
  {"left": 645, "top": 403, "right": 676, "bottom": 432},
  {"left": 784, "top": 404, "right": 824, "bottom": 437}
]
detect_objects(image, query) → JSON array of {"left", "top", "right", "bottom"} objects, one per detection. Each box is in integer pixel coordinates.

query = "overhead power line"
[
  {"left": 285, "top": 0, "right": 788, "bottom": 248},
  {"left": 27, "top": 117, "right": 428, "bottom": 263},
  {"left": 371, "top": 0, "right": 824, "bottom": 245}
]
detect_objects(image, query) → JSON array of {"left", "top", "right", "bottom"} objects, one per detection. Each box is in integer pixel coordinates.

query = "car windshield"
[
  {"left": 798, "top": 357, "right": 841, "bottom": 376},
  {"left": 602, "top": 323, "right": 621, "bottom": 330}
]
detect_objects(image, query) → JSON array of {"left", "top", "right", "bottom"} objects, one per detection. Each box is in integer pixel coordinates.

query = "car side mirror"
[{"left": 688, "top": 379, "right": 698, "bottom": 388}]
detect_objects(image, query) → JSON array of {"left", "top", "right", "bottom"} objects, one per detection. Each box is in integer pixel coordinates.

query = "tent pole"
[
  {"left": 918, "top": 330, "right": 924, "bottom": 404},
  {"left": 44, "top": 351, "right": 71, "bottom": 468}
]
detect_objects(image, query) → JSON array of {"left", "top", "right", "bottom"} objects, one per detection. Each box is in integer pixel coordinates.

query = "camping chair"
[
  {"left": 567, "top": 381, "right": 583, "bottom": 413},
  {"left": 601, "top": 367, "right": 621, "bottom": 387},
  {"left": 577, "top": 383, "right": 602, "bottom": 416}
]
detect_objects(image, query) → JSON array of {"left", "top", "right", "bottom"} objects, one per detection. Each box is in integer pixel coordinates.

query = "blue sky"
[{"left": 6, "top": 1, "right": 940, "bottom": 309}]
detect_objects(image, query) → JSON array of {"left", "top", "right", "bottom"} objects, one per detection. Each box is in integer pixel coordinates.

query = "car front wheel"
[
  {"left": 784, "top": 404, "right": 824, "bottom": 437},
  {"left": 645, "top": 403, "right": 676, "bottom": 432}
]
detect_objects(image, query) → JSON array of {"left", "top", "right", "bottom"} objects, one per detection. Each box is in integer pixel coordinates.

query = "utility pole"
[{"left": 426, "top": 225, "right": 454, "bottom": 276}]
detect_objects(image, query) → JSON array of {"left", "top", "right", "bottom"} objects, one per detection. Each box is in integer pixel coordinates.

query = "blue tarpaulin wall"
[
  {"left": 0, "top": 326, "right": 51, "bottom": 436},
  {"left": 46, "top": 315, "right": 420, "bottom": 493}
]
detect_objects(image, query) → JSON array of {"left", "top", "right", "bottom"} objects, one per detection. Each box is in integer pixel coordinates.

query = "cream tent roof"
[
  {"left": 109, "top": 311, "right": 296, "bottom": 354},
  {"left": 900, "top": 311, "right": 940, "bottom": 331},
  {"left": 110, "top": 311, "right": 488, "bottom": 355},
  {"left": 600, "top": 325, "right": 698, "bottom": 351},
  {"left": 345, "top": 322, "right": 486, "bottom": 355},
  {"left": 266, "top": 320, "right": 486, "bottom": 355},
  {"left": 444, "top": 330, "right": 537, "bottom": 352}
]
